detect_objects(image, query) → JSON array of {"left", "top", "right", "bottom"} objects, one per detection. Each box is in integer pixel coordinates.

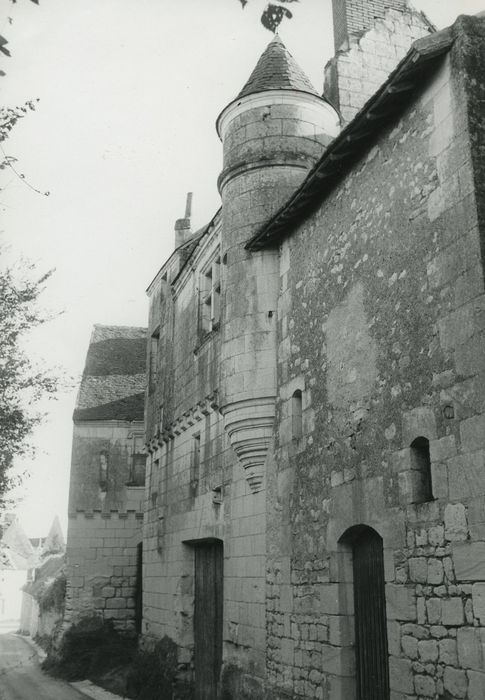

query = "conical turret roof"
[{"left": 237, "top": 34, "right": 319, "bottom": 99}]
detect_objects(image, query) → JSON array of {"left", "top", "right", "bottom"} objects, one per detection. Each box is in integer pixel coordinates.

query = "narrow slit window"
[
  {"left": 150, "top": 327, "right": 160, "bottom": 391},
  {"left": 191, "top": 433, "right": 201, "bottom": 495},
  {"left": 410, "top": 436, "right": 433, "bottom": 503},
  {"left": 292, "top": 390, "right": 303, "bottom": 440}
]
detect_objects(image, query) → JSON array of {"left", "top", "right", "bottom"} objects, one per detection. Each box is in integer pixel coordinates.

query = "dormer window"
[{"left": 200, "top": 256, "right": 221, "bottom": 334}]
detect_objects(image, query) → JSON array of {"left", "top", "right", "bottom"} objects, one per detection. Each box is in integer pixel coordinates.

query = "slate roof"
[
  {"left": 237, "top": 34, "right": 319, "bottom": 99},
  {"left": 74, "top": 325, "right": 147, "bottom": 422}
]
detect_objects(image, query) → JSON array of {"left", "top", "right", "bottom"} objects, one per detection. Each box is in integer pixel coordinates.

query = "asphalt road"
[{"left": 0, "top": 633, "right": 88, "bottom": 700}]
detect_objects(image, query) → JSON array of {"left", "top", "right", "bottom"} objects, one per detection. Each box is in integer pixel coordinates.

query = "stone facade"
[
  {"left": 103, "top": 5, "right": 485, "bottom": 700},
  {"left": 65, "top": 325, "right": 146, "bottom": 635}
]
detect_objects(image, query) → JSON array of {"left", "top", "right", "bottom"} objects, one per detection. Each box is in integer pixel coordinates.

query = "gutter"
[{"left": 246, "top": 27, "right": 454, "bottom": 251}]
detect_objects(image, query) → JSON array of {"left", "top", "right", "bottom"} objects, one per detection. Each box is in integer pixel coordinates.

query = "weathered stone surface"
[
  {"left": 443, "top": 666, "right": 467, "bottom": 698},
  {"left": 444, "top": 503, "right": 468, "bottom": 541},
  {"left": 441, "top": 598, "right": 465, "bottom": 626},
  {"left": 453, "top": 543, "right": 485, "bottom": 581}
]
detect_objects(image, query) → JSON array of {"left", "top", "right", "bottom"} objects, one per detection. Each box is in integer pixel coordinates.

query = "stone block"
[
  {"left": 430, "top": 435, "right": 457, "bottom": 462},
  {"left": 457, "top": 627, "right": 484, "bottom": 670},
  {"left": 105, "top": 597, "right": 127, "bottom": 609},
  {"left": 468, "top": 670, "right": 485, "bottom": 700},
  {"left": 439, "top": 638, "right": 458, "bottom": 666},
  {"left": 401, "top": 634, "right": 418, "bottom": 659},
  {"left": 431, "top": 461, "right": 448, "bottom": 499},
  {"left": 441, "top": 598, "right": 464, "bottom": 626},
  {"left": 453, "top": 542, "right": 485, "bottom": 581},
  {"left": 409, "top": 557, "right": 427, "bottom": 583},
  {"left": 387, "top": 585, "right": 416, "bottom": 621},
  {"left": 402, "top": 407, "right": 437, "bottom": 445},
  {"left": 418, "top": 639, "right": 438, "bottom": 662},
  {"left": 414, "top": 674, "right": 435, "bottom": 698},
  {"left": 444, "top": 503, "right": 468, "bottom": 542},
  {"left": 460, "top": 414, "right": 485, "bottom": 453},
  {"left": 318, "top": 584, "right": 344, "bottom": 615},
  {"left": 448, "top": 451, "right": 485, "bottom": 500},
  {"left": 389, "top": 656, "right": 413, "bottom": 694},
  {"left": 443, "top": 666, "right": 467, "bottom": 698},
  {"left": 428, "top": 558, "right": 444, "bottom": 585},
  {"left": 472, "top": 583, "right": 485, "bottom": 623},
  {"left": 320, "top": 644, "right": 354, "bottom": 676}
]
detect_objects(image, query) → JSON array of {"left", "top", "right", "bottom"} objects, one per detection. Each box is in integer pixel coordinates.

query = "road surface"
[{"left": 0, "top": 633, "right": 88, "bottom": 700}]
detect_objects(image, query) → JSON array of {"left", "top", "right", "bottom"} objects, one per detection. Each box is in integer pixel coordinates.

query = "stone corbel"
[{"left": 222, "top": 396, "right": 275, "bottom": 492}]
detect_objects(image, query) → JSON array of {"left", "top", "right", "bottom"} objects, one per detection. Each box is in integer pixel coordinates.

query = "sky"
[{"left": 1, "top": 0, "right": 484, "bottom": 537}]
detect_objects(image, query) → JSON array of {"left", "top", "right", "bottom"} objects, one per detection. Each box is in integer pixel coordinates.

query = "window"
[
  {"left": 200, "top": 256, "right": 221, "bottom": 334},
  {"left": 291, "top": 390, "right": 303, "bottom": 439},
  {"left": 99, "top": 451, "right": 108, "bottom": 491},
  {"left": 149, "top": 327, "right": 160, "bottom": 391},
  {"left": 129, "top": 435, "right": 146, "bottom": 486},
  {"left": 190, "top": 433, "right": 201, "bottom": 495},
  {"left": 410, "top": 436, "right": 433, "bottom": 503}
]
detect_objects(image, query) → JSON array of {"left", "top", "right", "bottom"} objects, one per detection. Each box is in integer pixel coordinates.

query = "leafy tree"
[
  {"left": 238, "top": 0, "right": 299, "bottom": 32},
  {"left": 0, "top": 260, "right": 59, "bottom": 505}
]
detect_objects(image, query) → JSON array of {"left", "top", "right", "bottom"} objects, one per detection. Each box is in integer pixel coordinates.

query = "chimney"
[
  {"left": 325, "top": 0, "right": 433, "bottom": 124},
  {"left": 332, "top": 0, "right": 409, "bottom": 52},
  {"left": 174, "top": 192, "right": 193, "bottom": 248}
]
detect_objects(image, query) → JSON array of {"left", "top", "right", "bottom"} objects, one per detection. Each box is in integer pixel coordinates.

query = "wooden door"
[
  {"left": 352, "top": 528, "right": 390, "bottom": 700},
  {"left": 194, "top": 541, "right": 223, "bottom": 700}
]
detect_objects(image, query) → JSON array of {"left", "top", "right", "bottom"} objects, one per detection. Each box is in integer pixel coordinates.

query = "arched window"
[
  {"left": 291, "top": 390, "right": 302, "bottom": 439},
  {"left": 410, "top": 436, "right": 433, "bottom": 503}
]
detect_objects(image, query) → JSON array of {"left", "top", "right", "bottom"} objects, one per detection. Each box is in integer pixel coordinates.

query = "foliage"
[
  {"left": 0, "top": 0, "right": 39, "bottom": 69},
  {"left": 39, "top": 571, "right": 66, "bottom": 613},
  {"left": 43, "top": 616, "right": 137, "bottom": 684},
  {"left": 126, "top": 637, "right": 180, "bottom": 700},
  {"left": 0, "top": 259, "right": 59, "bottom": 504},
  {"left": 238, "top": 0, "right": 298, "bottom": 33}
]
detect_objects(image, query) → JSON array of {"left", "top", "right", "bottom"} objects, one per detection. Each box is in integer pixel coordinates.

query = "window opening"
[
  {"left": 410, "top": 436, "right": 433, "bottom": 503},
  {"left": 99, "top": 451, "right": 108, "bottom": 491},
  {"left": 149, "top": 327, "right": 160, "bottom": 391},
  {"left": 292, "top": 390, "right": 303, "bottom": 439},
  {"left": 200, "top": 256, "right": 221, "bottom": 334},
  {"left": 191, "top": 433, "right": 201, "bottom": 495},
  {"left": 129, "top": 435, "right": 146, "bottom": 486}
]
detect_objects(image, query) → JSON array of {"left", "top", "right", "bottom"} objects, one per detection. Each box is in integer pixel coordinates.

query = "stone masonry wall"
[
  {"left": 143, "top": 225, "right": 268, "bottom": 694},
  {"left": 65, "top": 510, "right": 143, "bottom": 634},
  {"left": 325, "top": 8, "right": 431, "bottom": 124},
  {"left": 267, "top": 19, "right": 485, "bottom": 700}
]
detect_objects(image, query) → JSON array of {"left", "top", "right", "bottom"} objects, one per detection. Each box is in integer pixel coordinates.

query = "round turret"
[{"left": 217, "top": 36, "right": 339, "bottom": 492}]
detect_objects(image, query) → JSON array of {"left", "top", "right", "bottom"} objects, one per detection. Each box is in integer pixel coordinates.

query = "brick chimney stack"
[
  {"left": 325, "top": 0, "right": 433, "bottom": 124},
  {"left": 333, "top": 0, "right": 409, "bottom": 51},
  {"left": 174, "top": 192, "right": 193, "bottom": 248}
]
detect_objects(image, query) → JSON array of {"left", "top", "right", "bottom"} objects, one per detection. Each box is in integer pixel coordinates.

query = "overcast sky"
[{"left": 2, "top": 0, "right": 484, "bottom": 536}]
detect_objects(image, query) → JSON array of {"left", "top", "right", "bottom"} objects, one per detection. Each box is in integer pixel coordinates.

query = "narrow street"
[{"left": 0, "top": 633, "right": 87, "bottom": 700}]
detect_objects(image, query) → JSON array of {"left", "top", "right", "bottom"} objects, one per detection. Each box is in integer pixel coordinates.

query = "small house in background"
[
  {"left": 64, "top": 325, "right": 146, "bottom": 635},
  {"left": 0, "top": 514, "right": 35, "bottom": 632},
  {"left": 20, "top": 515, "right": 66, "bottom": 642}
]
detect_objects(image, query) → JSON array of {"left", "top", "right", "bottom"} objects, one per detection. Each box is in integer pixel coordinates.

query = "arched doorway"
[{"left": 342, "top": 526, "right": 390, "bottom": 700}]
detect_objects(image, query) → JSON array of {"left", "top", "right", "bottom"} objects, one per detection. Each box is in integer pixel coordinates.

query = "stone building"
[
  {"left": 78, "top": 0, "right": 485, "bottom": 698},
  {"left": 65, "top": 324, "right": 146, "bottom": 634}
]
